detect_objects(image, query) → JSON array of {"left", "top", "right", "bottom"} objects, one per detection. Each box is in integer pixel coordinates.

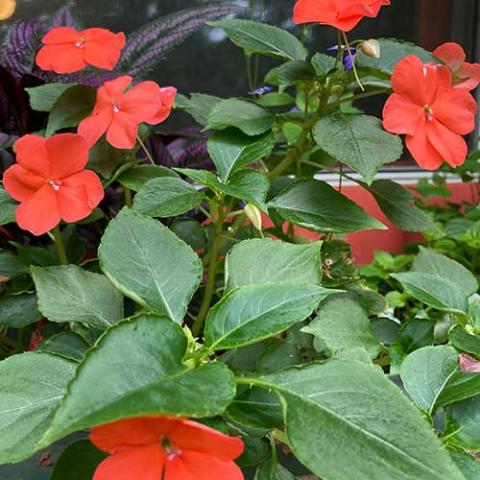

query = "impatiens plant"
[{"left": 1, "top": 1, "right": 480, "bottom": 479}]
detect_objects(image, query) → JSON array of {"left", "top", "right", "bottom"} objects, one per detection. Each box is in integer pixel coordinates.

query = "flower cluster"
[
  {"left": 3, "top": 27, "right": 176, "bottom": 236},
  {"left": 90, "top": 416, "right": 244, "bottom": 480},
  {"left": 383, "top": 53, "right": 477, "bottom": 170}
]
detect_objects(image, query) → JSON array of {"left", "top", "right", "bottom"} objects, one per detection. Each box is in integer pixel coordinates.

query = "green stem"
[
  {"left": 124, "top": 187, "right": 133, "bottom": 208},
  {"left": 342, "top": 31, "right": 364, "bottom": 92},
  {"left": 52, "top": 225, "right": 68, "bottom": 265},
  {"left": 137, "top": 135, "right": 155, "bottom": 165},
  {"left": 193, "top": 207, "right": 226, "bottom": 336}
]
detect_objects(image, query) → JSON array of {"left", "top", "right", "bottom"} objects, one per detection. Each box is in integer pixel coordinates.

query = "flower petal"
[
  {"left": 93, "top": 445, "right": 165, "bottom": 480},
  {"left": 120, "top": 81, "right": 163, "bottom": 122},
  {"left": 382, "top": 94, "right": 424, "bottom": 135},
  {"left": 433, "top": 42, "right": 466, "bottom": 71},
  {"left": 91, "top": 417, "right": 179, "bottom": 453},
  {"left": 46, "top": 133, "right": 90, "bottom": 179},
  {"left": 14, "top": 135, "right": 49, "bottom": 177},
  {"left": 3, "top": 164, "right": 45, "bottom": 202},
  {"left": 57, "top": 170, "right": 104, "bottom": 223},
  {"left": 146, "top": 87, "right": 177, "bottom": 125},
  {"left": 15, "top": 184, "right": 60, "bottom": 236},
  {"left": 41, "top": 27, "right": 80, "bottom": 45},
  {"left": 456, "top": 63, "right": 480, "bottom": 91},
  {"left": 36, "top": 44, "right": 86, "bottom": 74},
  {"left": 165, "top": 451, "right": 244, "bottom": 480},
  {"left": 426, "top": 119, "right": 468, "bottom": 168},
  {"left": 106, "top": 112, "right": 139, "bottom": 149},
  {"left": 97, "top": 76, "right": 133, "bottom": 106},
  {"left": 83, "top": 29, "right": 126, "bottom": 70},
  {"left": 170, "top": 420, "right": 244, "bottom": 461},
  {"left": 432, "top": 89, "right": 477, "bottom": 135},
  {"left": 78, "top": 108, "right": 114, "bottom": 148},
  {"left": 405, "top": 121, "right": 444, "bottom": 170}
]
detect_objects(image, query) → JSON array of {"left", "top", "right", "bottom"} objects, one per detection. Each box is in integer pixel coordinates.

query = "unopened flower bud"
[
  {"left": 330, "top": 84, "right": 344, "bottom": 97},
  {"left": 361, "top": 39, "right": 381, "bottom": 59},
  {"left": 244, "top": 203, "right": 262, "bottom": 232}
]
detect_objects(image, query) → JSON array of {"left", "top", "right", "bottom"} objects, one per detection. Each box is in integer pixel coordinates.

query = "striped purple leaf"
[{"left": 117, "top": 3, "right": 244, "bottom": 78}]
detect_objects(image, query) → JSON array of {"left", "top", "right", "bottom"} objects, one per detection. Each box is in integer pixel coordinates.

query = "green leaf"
[
  {"left": 46, "top": 85, "right": 96, "bottom": 137},
  {"left": 449, "top": 450, "right": 480, "bottom": 480},
  {"left": 176, "top": 167, "right": 270, "bottom": 211},
  {"left": 223, "top": 169, "right": 270, "bottom": 211},
  {"left": 41, "top": 315, "right": 236, "bottom": 447},
  {"left": 268, "top": 60, "right": 315, "bottom": 91},
  {"left": 117, "top": 165, "right": 178, "bottom": 191},
  {"left": 392, "top": 272, "right": 468, "bottom": 315},
  {"left": 0, "top": 249, "right": 29, "bottom": 277},
  {"left": 87, "top": 139, "right": 132, "bottom": 178},
  {"left": 255, "top": 457, "right": 295, "bottom": 480},
  {"left": 51, "top": 440, "right": 107, "bottom": 480},
  {"left": 438, "top": 372, "right": 480, "bottom": 408},
  {"left": 0, "top": 293, "right": 42, "bottom": 328},
  {"left": 208, "top": 129, "right": 275, "bottom": 181},
  {"left": 227, "top": 386, "right": 283, "bottom": 430},
  {"left": 243, "top": 360, "right": 465, "bottom": 480},
  {"left": 311, "top": 53, "right": 336, "bottom": 75},
  {"left": 210, "top": 19, "right": 307, "bottom": 61},
  {"left": 0, "top": 188, "right": 17, "bottom": 226},
  {"left": 98, "top": 208, "right": 202, "bottom": 323},
  {"left": 412, "top": 247, "right": 478, "bottom": 297},
  {"left": 205, "top": 283, "right": 333, "bottom": 351},
  {"left": 225, "top": 238, "right": 323, "bottom": 290},
  {"left": 32, "top": 265, "right": 123, "bottom": 328},
  {"left": 177, "top": 93, "right": 223, "bottom": 126},
  {"left": 368, "top": 180, "right": 439, "bottom": 233},
  {"left": 133, "top": 177, "right": 203, "bottom": 218},
  {"left": 25, "top": 83, "right": 76, "bottom": 112},
  {"left": 400, "top": 346, "right": 459, "bottom": 414},
  {"left": 256, "top": 92, "right": 294, "bottom": 108},
  {"left": 445, "top": 396, "right": 480, "bottom": 449},
  {"left": 268, "top": 179, "right": 386, "bottom": 233},
  {"left": 207, "top": 99, "right": 275, "bottom": 136},
  {"left": 449, "top": 326, "right": 480, "bottom": 358},
  {"left": 171, "top": 218, "right": 207, "bottom": 250},
  {"left": 303, "top": 295, "right": 381, "bottom": 359},
  {"left": 0, "top": 352, "right": 76, "bottom": 464},
  {"left": 38, "top": 332, "right": 89, "bottom": 363},
  {"left": 313, "top": 115, "right": 403, "bottom": 184},
  {"left": 357, "top": 39, "right": 435, "bottom": 74}
]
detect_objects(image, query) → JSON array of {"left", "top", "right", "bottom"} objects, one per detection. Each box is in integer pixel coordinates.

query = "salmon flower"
[
  {"left": 383, "top": 55, "right": 477, "bottom": 170},
  {"left": 36, "top": 27, "right": 126, "bottom": 74},
  {"left": 90, "top": 416, "right": 244, "bottom": 480},
  {"left": 433, "top": 42, "right": 480, "bottom": 91},
  {"left": 3, "top": 134, "right": 104, "bottom": 236},
  {"left": 293, "top": 0, "right": 391, "bottom": 32},
  {"left": 78, "top": 76, "right": 176, "bottom": 150}
]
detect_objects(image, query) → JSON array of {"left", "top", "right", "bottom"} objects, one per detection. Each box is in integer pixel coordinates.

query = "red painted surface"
[{"left": 344, "top": 182, "right": 479, "bottom": 265}]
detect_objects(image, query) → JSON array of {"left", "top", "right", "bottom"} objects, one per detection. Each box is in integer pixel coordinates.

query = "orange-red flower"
[
  {"left": 383, "top": 55, "right": 477, "bottom": 170},
  {"left": 433, "top": 42, "right": 480, "bottom": 91},
  {"left": 36, "top": 27, "right": 126, "bottom": 74},
  {"left": 90, "top": 416, "right": 244, "bottom": 480},
  {"left": 78, "top": 76, "right": 176, "bottom": 150},
  {"left": 3, "top": 134, "right": 103, "bottom": 236},
  {"left": 293, "top": 0, "right": 390, "bottom": 31}
]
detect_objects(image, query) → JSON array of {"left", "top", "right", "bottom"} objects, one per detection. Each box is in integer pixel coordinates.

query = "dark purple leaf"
[
  {"left": 51, "top": 6, "right": 82, "bottom": 29},
  {"left": 1, "top": 20, "right": 43, "bottom": 78},
  {"left": 118, "top": 3, "right": 244, "bottom": 78}
]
